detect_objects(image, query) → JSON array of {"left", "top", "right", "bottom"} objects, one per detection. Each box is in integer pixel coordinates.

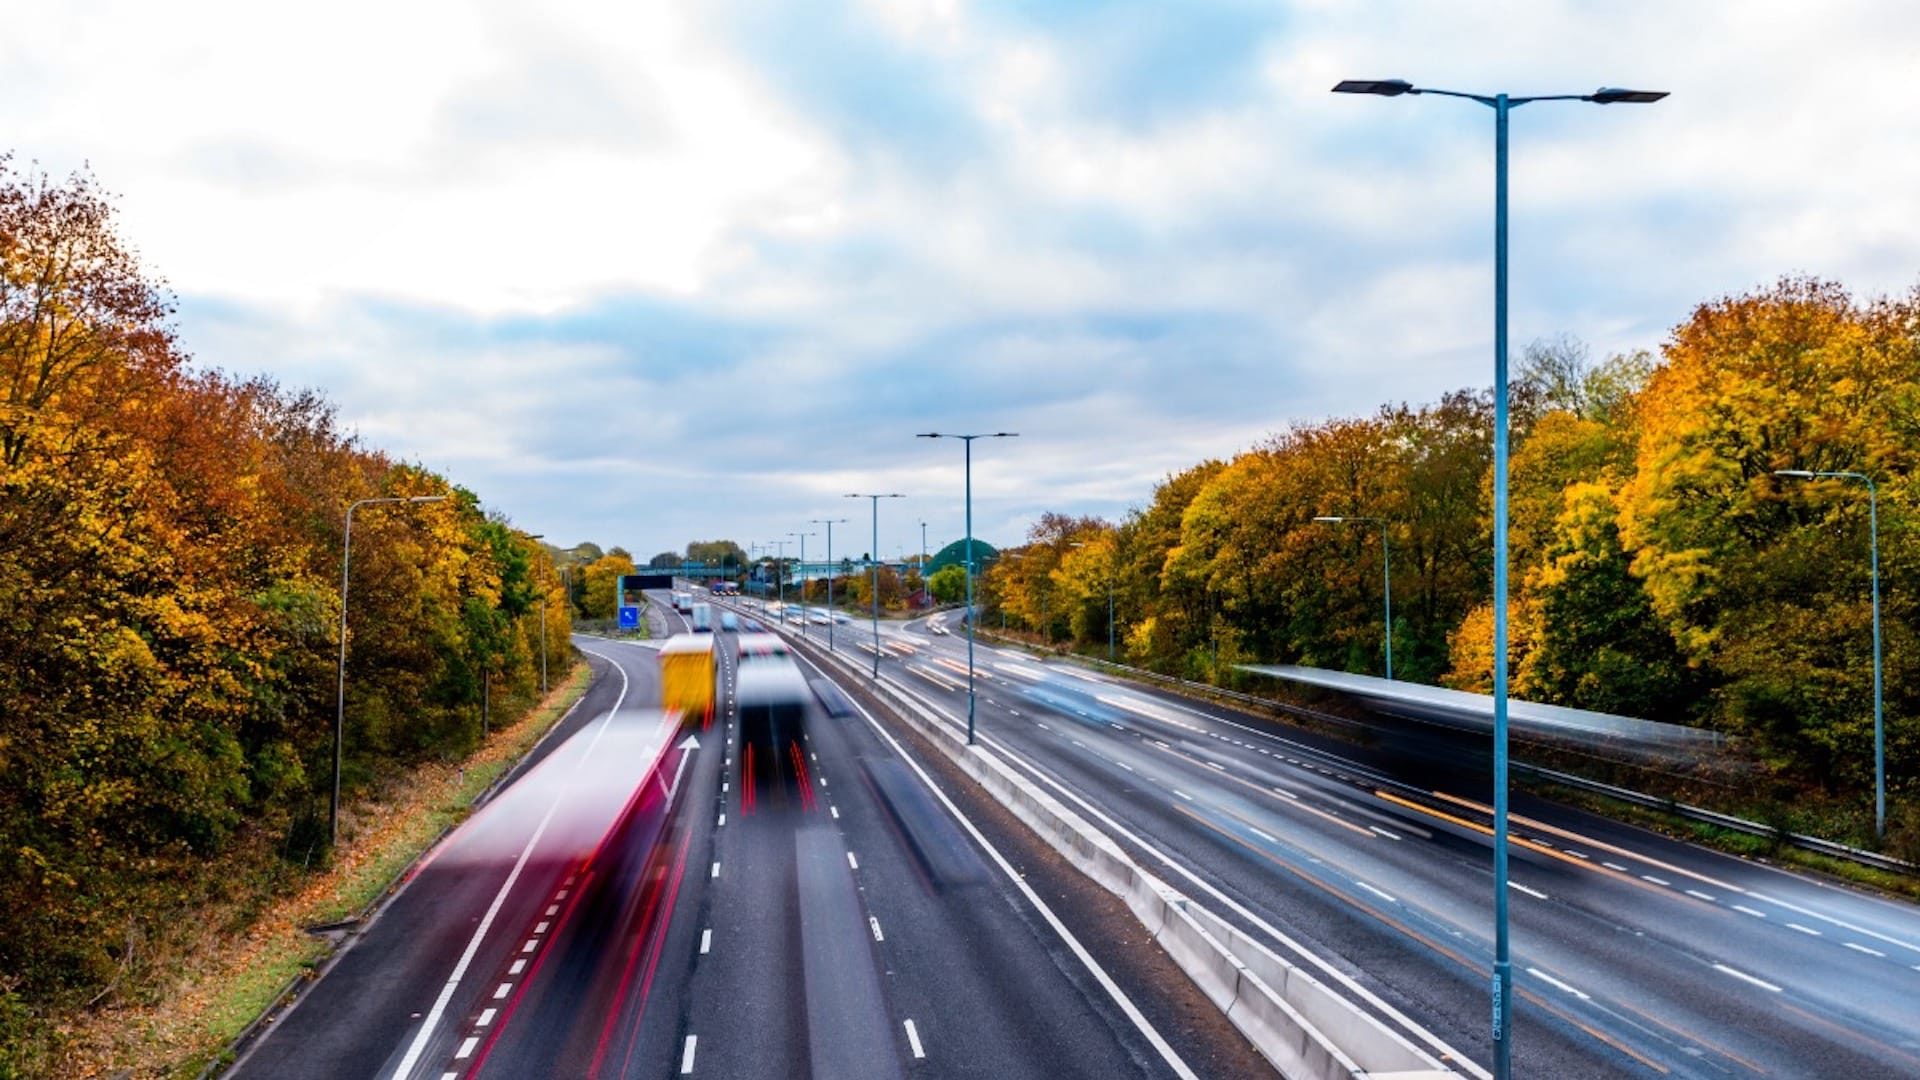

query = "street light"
[
  {"left": 1313, "top": 516, "right": 1393, "bottom": 680},
  {"left": 527, "top": 534, "right": 549, "bottom": 695},
  {"left": 794, "top": 530, "right": 817, "bottom": 639},
  {"left": 769, "top": 539, "right": 790, "bottom": 617},
  {"left": 918, "top": 432, "right": 1018, "bottom": 744},
  {"left": 1070, "top": 540, "right": 1118, "bottom": 661},
  {"left": 919, "top": 520, "right": 930, "bottom": 610},
  {"left": 846, "top": 493, "right": 905, "bottom": 677},
  {"left": 334, "top": 493, "right": 448, "bottom": 847},
  {"left": 812, "top": 518, "right": 848, "bottom": 651},
  {"left": 1334, "top": 77, "right": 1663, "bottom": 1080},
  {"left": 1776, "top": 469, "right": 1887, "bottom": 839}
]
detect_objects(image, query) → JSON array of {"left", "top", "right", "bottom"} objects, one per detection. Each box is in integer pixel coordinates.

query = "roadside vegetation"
[
  {"left": 980, "top": 279, "right": 1919, "bottom": 859},
  {"left": 0, "top": 159, "right": 581, "bottom": 1075}
]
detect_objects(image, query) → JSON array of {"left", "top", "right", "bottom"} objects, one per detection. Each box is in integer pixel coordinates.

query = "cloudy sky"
[{"left": 7, "top": 1, "right": 1918, "bottom": 559}]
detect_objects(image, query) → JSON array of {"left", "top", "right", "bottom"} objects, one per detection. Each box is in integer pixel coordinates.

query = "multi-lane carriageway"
[
  {"left": 227, "top": 593, "right": 1268, "bottom": 1080},
  {"left": 799, "top": 605, "right": 1920, "bottom": 1079}
]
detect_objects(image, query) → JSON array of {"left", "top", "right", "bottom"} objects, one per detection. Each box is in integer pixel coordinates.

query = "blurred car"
[
  {"left": 810, "top": 678, "right": 854, "bottom": 718},
  {"left": 720, "top": 610, "right": 739, "bottom": 632}
]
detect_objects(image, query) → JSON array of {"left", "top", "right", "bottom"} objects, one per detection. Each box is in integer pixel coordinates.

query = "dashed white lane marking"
[
  {"left": 718, "top": 813, "right": 726, "bottom": 827},
  {"left": 1172, "top": 790, "right": 1194, "bottom": 802},
  {"left": 1358, "top": 881, "right": 1398, "bottom": 903},
  {"left": 535, "top": 921, "right": 549, "bottom": 934},
  {"left": 1641, "top": 875, "right": 1671, "bottom": 886},
  {"left": 904, "top": 1018, "right": 926, "bottom": 1059},
  {"left": 1844, "top": 942, "right": 1887, "bottom": 957},
  {"left": 1733, "top": 905, "right": 1767, "bottom": 919},
  {"left": 1368, "top": 826, "right": 1402, "bottom": 841},
  {"left": 1250, "top": 827, "right": 1277, "bottom": 843},
  {"left": 847, "top": 852, "right": 860, "bottom": 870},
  {"left": 1272, "top": 787, "right": 1298, "bottom": 800},
  {"left": 508, "top": 959, "right": 525, "bottom": 975},
  {"left": 1686, "top": 889, "right": 1716, "bottom": 901},
  {"left": 700, "top": 929, "right": 712, "bottom": 954},
  {"left": 1713, "top": 964, "right": 1782, "bottom": 993},
  {"left": 1117, "top": 761, "right": 1135, "bottom": 772},
  {"left": 681, "top": 1034, "right": 698, "bottom": 1073},
  {"left": 1786, "top": 923, "right": 1821, "bottom": 936},
  {"left": 1509, "top": 882, "right": 1548, "bottom": 900},
  {"left": 556, "top": 889, "right": 568, "bottom": 899},
  {"left": 1602, "top": 862, "right": 1629, "bottom": 872},
  {"left": 442, "top": 1072, "right": 459, "bottom": 1080},
  {"left": 546, "top": 904, "right": 558, "bottom": 916},
  {"left": 1528, "top": 967, "right": 1592, "bottom": 1001},
  {"left": 492, "top": 982, "right": 512, "bottom": 999},
  {"left": 1564, "top": 849, "right": 1588, "bottom": 859},
  {"left": 820, "top": 776, "right": 829, "bottom": 787},
  {"left": 870, "top": 916, "right": 886, "bottom": 942},
  {"left": 476, "top": 1008, "right": 496, "bottom": 1027},
  {"left": 521, "top": 939, "right": 537, "bottom": 953},
  {"left": 830, "top": 806, "right": 840, "bottom": 819},
  {"left": 456, "top": 1036, "right": 479, "bottom": 1059},
  {"left": 711, "top": 861, "right": 721, "bottom": 878}
]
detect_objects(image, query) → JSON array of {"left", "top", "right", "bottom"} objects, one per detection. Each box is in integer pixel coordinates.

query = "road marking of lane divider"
[{"left": 904, "top": 1019, "right": 926, "bottom": 1059}]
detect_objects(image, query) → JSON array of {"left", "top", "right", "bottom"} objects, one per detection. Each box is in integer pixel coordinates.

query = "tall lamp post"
[
  {"left": 812, "top": 518, "right": 848, "bottom": 651},
  {"left": 770, "top": 539, "right": 790, "bottom": 616},
  {"left": 527, "top": 534, "right": 549, "bottom": 694},
  {"left": 334, "top": 494, "right": 447, "bottom": 847},
  {"left": 1333, "top": 77, "right": 1663, "bottom": 1080},
  {"left": 1313, "top": 516, "right": 1393, "bottom": 680},
  {"left": 1070, "top": 540, "right": 1118, "bottom": 661},
  {"left": 918, "top": 432, "right": 1018, "bottom": 744},
  {"left": 1776, "top": 469, "right": 1886, "bottom": 839},
  {"left": 919, "top": 520, "right": 930, "bottom": 610},
  {"left": 846, "top": 493, "right": 905, "bottom": 677},
  {"left": 795, "top": 530, "right": 817, "bottom": 638}
]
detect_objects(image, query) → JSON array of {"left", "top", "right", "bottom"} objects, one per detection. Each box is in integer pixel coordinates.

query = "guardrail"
[
  {"left": 977, "top": 632, "right": 1916, "bottom": 878},
  {"left": 770, "top": 616, "right": 1463, "bottom": 1079}
]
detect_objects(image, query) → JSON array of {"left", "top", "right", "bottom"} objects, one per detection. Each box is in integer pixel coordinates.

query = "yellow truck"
[{"left": 658, "top": 633, "right": 717, "bottom": 727}]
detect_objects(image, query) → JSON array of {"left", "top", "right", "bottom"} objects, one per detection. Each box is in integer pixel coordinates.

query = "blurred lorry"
[
  {"left": 658, "top": 633, "right": 716, "bottom": 726},
  {"left": 690, "top": 602, "right": 713, "bottom": 632}
]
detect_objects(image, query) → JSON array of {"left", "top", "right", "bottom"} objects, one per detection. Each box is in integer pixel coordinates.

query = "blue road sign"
[{"left": 618, "top": 605, "right": 640, "bottom": 629}]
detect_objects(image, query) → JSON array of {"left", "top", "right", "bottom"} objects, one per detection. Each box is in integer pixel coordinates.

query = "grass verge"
[{"left": 53, "top": 661, "right": 595, "bottom": 1080}]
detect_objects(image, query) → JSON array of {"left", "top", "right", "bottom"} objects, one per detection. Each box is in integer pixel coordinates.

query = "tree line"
[
  {"left": 0, "top": 160, "right": 574, "bottom": 1044},
  {"left": 983, "top": 280, "right": 1916, "bottom": 846}
]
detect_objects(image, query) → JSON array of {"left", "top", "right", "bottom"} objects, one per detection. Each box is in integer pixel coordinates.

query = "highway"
[
  {"left": 780, "top": 602, "right": 1920, "bottom": 1079},
  {"left": 226, "top": 594, "right": 1267, "bottom": 1079}
]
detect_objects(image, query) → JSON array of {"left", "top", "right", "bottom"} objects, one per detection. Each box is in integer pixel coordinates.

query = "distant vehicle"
[
  {"left": 672, "top": 590, "right": 693, "bottom": 614},
  {"left": 807, "top": 609, "right": 831, "bottom": 625},
  {"left": 736, "top": 659, "right": 811, "bottom": 749},
  {"left": 690, "top": 602, "right": 713, "bottom": 632},
  {"left": 658, "top": 634, "right": 716, "bottom": 726},
  {"left": 720, "top": 610, "right": 738, "bottom": 632},
  {"left": 736, "top": 632, "right": 790, "bottom": 664},
  {"left": 741, "top": 617, "right": 764, "bottom": 633},
  {"left": 711, "top": 581, "right": 739, "bottom": 596}
]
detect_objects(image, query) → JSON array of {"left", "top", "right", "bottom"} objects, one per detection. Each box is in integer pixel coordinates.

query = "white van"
[{"left": 690, "top": 602, "right": 713, "bottom": 632}]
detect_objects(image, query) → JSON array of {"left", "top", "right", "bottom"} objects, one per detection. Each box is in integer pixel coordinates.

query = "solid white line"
[
  {"left": 1844, "top": 942, "right": 1886, "bottom": 957},
  {"left": 1786, "top": 923, "right": 1821, "bottom": 936},
  {"left": 681, "top": 1034, "right": 698, "bottom": 1073},
  {"left": 904, "top": 1018, "right": 926, "bottom": 1059},
  {"left": 1733, "top": 905, "right": 1767, "bottom": 918},
  {"left": 390, "top": 652, "right": 633, "bottom": 1080},
  {"left": 870, "top": 916, "right": 886, "bottom": 942},
  {"left": 1509, "top": 882, "right": 1548, "bottom": 900},
  {"left": 847, "top": 852, "right": 859, "bottom": 870},
  {"left": 1686, "top": 890, "right": 1716, "bottom": 901},
  {"left": 476, "top": 1008, "right": 496, "bottom": 1027},
  {"left": 1527, "top": 967, "right": 1592, "bottom": 1001},
  {"left": 456, "top": 1036, "right": 478, "bottom": 1059},
  {"left": 823, "top": 666, "right": 1200, "bottom": 1079},
  {"left": 1358, "top": 881, "right": 1398, "bottom": 903},
  {"left": 1713, "top": 963, "right": 1782, "bottom": 993},
  {"left": 700, "top": 928, "right": 712, "bottom": 954}
]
